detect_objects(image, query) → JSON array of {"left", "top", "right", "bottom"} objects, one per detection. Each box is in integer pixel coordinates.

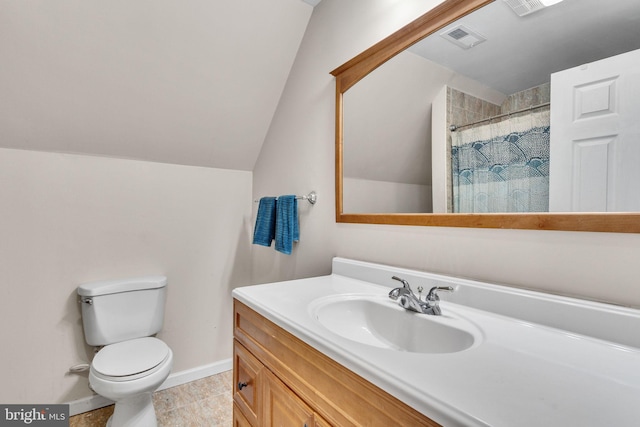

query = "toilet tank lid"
[{"left": 77, "top": 276, "right": 167, "bottom": 297}]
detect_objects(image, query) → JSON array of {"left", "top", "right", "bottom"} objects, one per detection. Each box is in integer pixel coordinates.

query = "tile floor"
[{"left": 69, "top": 370, "right": 233, "bottom": 427}]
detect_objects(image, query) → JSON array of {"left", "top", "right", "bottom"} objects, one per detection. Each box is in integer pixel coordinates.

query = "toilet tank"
[{"left": 77, "top": 276, "right": 167, "bottom": 346}]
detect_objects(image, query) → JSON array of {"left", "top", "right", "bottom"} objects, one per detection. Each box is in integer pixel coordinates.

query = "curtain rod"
[{"left": 449, "top": 102, "right": 550, "bottom": 132}]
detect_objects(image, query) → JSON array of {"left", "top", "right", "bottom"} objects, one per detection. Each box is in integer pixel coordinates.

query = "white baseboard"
[
  {"left": 157, "top": 359, "right": 232, "bottom": 391},
  {"left": 68, "top": 394, "right": 114, "bottom": 417},
  {"left": 67, "top": 358, "right": 232, "bottom": 416}
]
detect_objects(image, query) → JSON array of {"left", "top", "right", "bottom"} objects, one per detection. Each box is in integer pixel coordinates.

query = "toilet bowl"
[
  {"left": 89, "top": 338, "right": 173, "bottom": 427},
  {"left": 78, "top": 276, "right": 172, "bottom": 427}
]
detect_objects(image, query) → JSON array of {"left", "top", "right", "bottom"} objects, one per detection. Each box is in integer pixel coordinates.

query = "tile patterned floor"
[{"left": 69, "top": 370, "right": 233, "bottom": 427}]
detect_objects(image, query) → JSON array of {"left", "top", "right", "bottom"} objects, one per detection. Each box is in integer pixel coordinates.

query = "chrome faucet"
[{"left": 388, "top": 276, "right": 453, "bottom": 315}]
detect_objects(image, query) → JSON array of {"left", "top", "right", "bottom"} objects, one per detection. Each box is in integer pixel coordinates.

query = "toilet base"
[{"left": 106, "top": 392, "right": 157, "bottom": 427}]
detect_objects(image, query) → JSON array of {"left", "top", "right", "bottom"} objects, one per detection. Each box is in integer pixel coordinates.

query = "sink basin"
[{"left": 309, "top": 294, "right": 481, "bottom": 353}]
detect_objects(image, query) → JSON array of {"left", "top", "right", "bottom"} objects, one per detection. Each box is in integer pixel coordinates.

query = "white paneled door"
[{"left": 549, "top": 48, "right": 640, "bottom": 212}]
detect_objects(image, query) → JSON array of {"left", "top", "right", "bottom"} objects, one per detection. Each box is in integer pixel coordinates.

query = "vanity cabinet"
[
  {"left": 234, "top": 336, "right": 328, "bottom": 427},
  {"left": 234, "top": 342, "right": 262, "bottom": 425},
  {"left": 263, "top": 368, "right": 329, "bottom": 427},
  {"left": 233, "top": 300, "right": 439, "bottom": 426},
  {"left": 232, "top": 404, "right": 252, "bottom": 427}
]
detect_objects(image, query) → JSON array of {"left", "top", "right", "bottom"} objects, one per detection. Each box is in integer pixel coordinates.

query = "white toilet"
[{"left": 78, "top": 276, "right": 173, "bottom": 427}]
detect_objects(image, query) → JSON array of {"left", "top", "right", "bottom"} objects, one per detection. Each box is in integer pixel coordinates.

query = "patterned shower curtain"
[{"left": 451, "top": 109, "right": 550, "bottom": 213}]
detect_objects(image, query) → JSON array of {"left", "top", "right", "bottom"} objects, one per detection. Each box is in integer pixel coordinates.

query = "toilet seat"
[{"left": 92, "top": 337, "right": 170, "bottom": 382}]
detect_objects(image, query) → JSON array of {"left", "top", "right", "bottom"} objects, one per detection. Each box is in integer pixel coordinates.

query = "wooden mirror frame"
[{"left": 331, "top": 0, "right": 640, "bottom": 233}]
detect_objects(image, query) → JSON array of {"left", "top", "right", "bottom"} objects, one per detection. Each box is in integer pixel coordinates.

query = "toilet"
[{"left": 78, "top": 276, "right": 173, "bottom": 427}]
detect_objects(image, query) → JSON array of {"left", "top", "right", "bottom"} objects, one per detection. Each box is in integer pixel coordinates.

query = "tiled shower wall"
[{"left": 501, "top": 82, "right": 551, "bottom": 114}]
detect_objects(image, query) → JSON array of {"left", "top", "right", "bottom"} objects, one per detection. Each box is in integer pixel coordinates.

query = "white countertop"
[{"left": 232, "top": 258, "right": 640, "bottom": 426}]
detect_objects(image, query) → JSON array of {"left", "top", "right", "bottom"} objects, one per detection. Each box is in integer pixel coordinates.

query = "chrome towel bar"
[{"left": 254, "top": 191, "right": 317, "bottom": 205}]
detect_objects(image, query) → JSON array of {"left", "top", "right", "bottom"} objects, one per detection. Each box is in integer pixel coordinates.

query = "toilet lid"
[{"left": 93, "top": 337, "right": 170, "bottom": 377}]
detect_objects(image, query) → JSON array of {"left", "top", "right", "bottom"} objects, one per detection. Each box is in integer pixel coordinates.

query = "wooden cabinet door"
[
  {"left": 233, "top": 341, "right": 263, "bottom": 426},
  {"left": 312, "top": 414, "right": 331, "bottom": 427},
  {"left": 233, "top": 402, "right": 253, "bottom": 427},
  {"left": 262, "top": 369, "right": 315, "bottom": 427}
]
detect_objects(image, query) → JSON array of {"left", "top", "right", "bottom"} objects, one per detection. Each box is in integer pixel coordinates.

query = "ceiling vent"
[
  {"left": 440, "top": 25, "right": 487, "bottom": 50},
  {"left": 503, "top": 0, "right": 563, "bottom": 17}
]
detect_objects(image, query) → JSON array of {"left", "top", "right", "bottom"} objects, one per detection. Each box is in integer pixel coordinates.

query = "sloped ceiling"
[{"left": 0, "top": 0, "right": 313, "bottom": 170}]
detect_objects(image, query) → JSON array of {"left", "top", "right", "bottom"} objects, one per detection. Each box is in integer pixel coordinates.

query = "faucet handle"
[
  {"left": 389, "top": 276, "right": 417, "bottom": 302},
  {"left": 391, "top": 276, "right": 411, "bottom": 289},
  {"left": 426, "top": 286, "right": 454, "bottom": 301},
  {"left": 425, "top": 286, "right": 454, "bottom": 316}
]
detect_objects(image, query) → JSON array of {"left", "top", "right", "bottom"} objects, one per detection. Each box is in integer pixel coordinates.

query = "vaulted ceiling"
[{"left": 0, "top": 0, "right": 316, "bottom": 170}]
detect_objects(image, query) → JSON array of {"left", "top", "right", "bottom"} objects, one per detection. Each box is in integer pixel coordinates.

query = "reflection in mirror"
[
  {"left": 341, "top": 0, "right": 640, "bottom": 215},
  {"left": 343, "top": 53, "right": 437, "bottom": 213}
]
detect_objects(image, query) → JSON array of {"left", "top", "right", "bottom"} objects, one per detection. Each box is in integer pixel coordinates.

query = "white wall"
[
  {"left": 251, "top": 0, "right": 640, "bottom": 308},
  {"left": 343, "top": 51, "right": 435, "bottom": 187},
  {"left": 0, "top": 148, "right": 252, "bottom": 404},
  {"left": 343, "top": 177, "right": 431, "bottom": 213},
  {"left": 431, "top": 85, "right": 449, "bottom": 213}
]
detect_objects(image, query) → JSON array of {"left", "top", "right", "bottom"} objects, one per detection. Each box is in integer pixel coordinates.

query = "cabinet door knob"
[{"left": 238, "top": 381, "right": 248, "bottom": 390}]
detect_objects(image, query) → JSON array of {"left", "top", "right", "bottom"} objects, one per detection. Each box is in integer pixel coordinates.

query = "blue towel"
[
  {"left": 252, "top": 197, "right": 277, "bottom": 247},
  {"left": 275, "top": 195, "right": 299, "bottom": 255}
]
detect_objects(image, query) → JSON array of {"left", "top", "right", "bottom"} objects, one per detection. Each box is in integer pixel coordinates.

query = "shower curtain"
[{"left": 451, "top": 109, "right": 550, "bottom": 213}]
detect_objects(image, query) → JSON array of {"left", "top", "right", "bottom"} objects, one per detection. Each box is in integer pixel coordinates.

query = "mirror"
[{"left": 332, "top": 0, "right": 640, "bottom": 232}]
